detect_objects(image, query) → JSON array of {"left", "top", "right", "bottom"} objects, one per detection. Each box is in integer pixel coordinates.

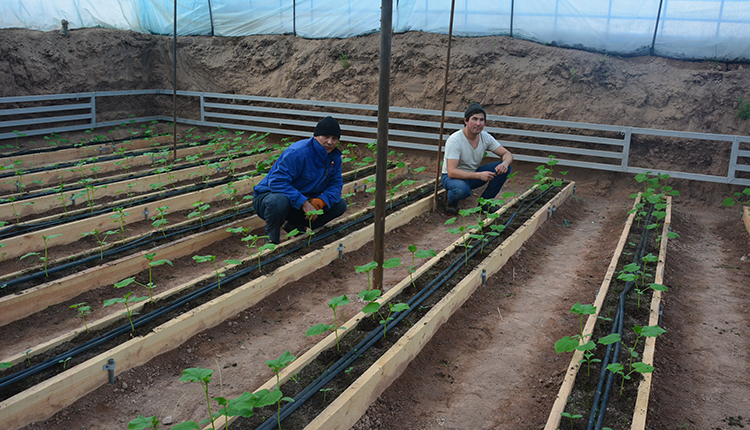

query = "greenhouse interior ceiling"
[{"left": 1, "top": 0, "right": 749, "bottom": 61}]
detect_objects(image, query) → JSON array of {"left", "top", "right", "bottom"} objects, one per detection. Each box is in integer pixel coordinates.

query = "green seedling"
[
  {"left": 266, "top": 351, "right": 296, "bottom": 429},
  {"left": 25, "top": 349, "right": 31, "bottom": 366},
  {"left": 446, "top": 207, "right": 482, "bottom": 264},
  {"left": 0, "top": 362, "right": 11, "bottom": 369},
  {"left": 81, "top": 228, "right": 117, "bottom": 259},
  {"left": 0, "top": 197, "right": 23, "bottom": 224},
  {"left": 555, "top": 303, "right": 598, "bottom": 375},
  {"left": 339, "top": 52, "right": 350, "bottom": 68},
  {"left": 405, "top": 245, "right": 436, "bottom": 288},
  {"left": 306, "top": 294, "right": 349, "bottom": 351},
  {"left": 0, "top": 243, "right": 6, "bottom": 263},
  {"left": 737, "top": 95, "right": 750, "bottom": 120},
  {"left": 180, "top": 367, "right": 218, "bottom": 430},
  {"left": 70, "top": 302, "right": 92, "bottom": 333},
  {"left": 561, "top": 411, "right": 583, "bottom": 429},
  {"left": 59, "top": 356, "right": 72, "bottom": 370},
  {"left": 378, "top": 302, "right": 410, "bottom": 340},
  {"left": 355, "top": 261, "right": 378, "bottom": 291},
  {"left": 606, "top": 361, "right": 655, "bottom": 395},
  {"left": 216, "top": 182, "right": 240, "bottom": 213},
  {"left": 103, "top": 291, "right": 148, "bottom": 332},
  {"left": 722, "top": 187, "right": 750, "bottom": 207},
  {"left": 305, "top": 209, "right": 324, "bottom": 245},
  {"left": 319, "top": 387, "right": 333, "bottom": 402},
  {"left": 116, "top": 181, "right": 139, "bottom": 205},
  {"left": 358, "top": 289, "right": 382, "bottom": 317},
  {"left": 54, "top": 184, "right": 69, "bottom": 216},
  {"left": 193, "top": 255, "right": 226, "bottom": 289},
  {"left": 111, "top": 207, "right": 130, "bottom": 241},
  {"left": 152, "top": 205, "right": 169, "bottom": 238},
  {"left": 39, "top": 233, "right": 62, "bottom": 276},
  {"left": 139, "top": 253, "right": 173, "bottom": 302},
  {"left": 188, "top": 201, "right": 210, "bottom": 226}
]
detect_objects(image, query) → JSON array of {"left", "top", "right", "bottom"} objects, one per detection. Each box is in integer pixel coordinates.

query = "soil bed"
[
  {"left": 0, "top": 180, "right": 435, "bottom": 403},
  {"left": 558, "top": 204, "right": 665, "bottom": 429},
  {"left": 233, "top": 184, "right": 565, "bottom": 430}
]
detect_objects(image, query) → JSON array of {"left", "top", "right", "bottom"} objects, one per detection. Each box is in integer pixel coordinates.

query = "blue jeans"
[
  {"left": 441, "top": 162, "right": 512, "bottom": 206},
  {"left": 252, "top": 192, "right": 347, "bottom": 243}
]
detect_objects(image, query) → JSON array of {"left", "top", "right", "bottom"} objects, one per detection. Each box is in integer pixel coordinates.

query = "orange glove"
[{"left": 311, "top": 198, "right": 327, "bottom": 210}]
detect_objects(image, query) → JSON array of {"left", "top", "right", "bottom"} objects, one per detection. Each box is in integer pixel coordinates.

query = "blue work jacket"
[{"left": 253, "top": 137, "right": 343, "bottom": 210}]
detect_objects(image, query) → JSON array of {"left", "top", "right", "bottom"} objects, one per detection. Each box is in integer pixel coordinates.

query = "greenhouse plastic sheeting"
[{"left": 1, "top": 0, "right": 749, "bottom": 61}]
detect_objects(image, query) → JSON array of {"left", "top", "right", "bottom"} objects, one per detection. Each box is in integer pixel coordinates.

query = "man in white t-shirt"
[{"left": 441, "top": 103, "right": 514, "bottom": 215}]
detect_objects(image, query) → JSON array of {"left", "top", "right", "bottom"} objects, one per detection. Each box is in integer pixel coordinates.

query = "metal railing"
[{"left": 1, "top": 89, "right": 749, "bottom": 186}]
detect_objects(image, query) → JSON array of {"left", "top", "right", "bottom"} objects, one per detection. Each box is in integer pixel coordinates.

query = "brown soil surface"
[{"left": 0, "top": 28, "right": 748, "bottom": 430}]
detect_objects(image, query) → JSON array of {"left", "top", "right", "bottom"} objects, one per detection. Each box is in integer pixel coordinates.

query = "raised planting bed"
[
  {"left": 0, "top": 179, "right": 441, "bottom": 430},
  {"left": 0, "top": 147, "right": 279, "bottom": 222},
  {"left": 0, "top": 164, "right": 410, "bottom": 327},
  {"left": 545, "top": 193, "right": 674, "bottom": 430},
  {"left": 192, "top": 182, "right": 576, "bottom": 430},
  {"left": 0, "top": 167, "right": 419, "bottom": 367}
]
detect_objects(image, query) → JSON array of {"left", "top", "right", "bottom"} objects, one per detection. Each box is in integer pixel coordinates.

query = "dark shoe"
[
  {"left": 445, "top": 203, "right": 459, "bottom": 216},
  {"left": 283, "top": 221, "right": 304, "bottom": 234}
]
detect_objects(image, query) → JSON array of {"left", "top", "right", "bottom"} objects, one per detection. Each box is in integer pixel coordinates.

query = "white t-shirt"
[{"left": 441, "top": 130, "right": 501, "bottom": 175}]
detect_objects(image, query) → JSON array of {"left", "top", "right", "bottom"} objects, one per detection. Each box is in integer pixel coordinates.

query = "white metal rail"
[{"left": 1, "top": 90, "right": 749, "bottom": 186}]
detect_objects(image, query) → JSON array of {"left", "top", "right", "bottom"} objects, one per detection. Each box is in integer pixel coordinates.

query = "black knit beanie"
[
  {"left": 464, "top": 102, "right": 486, "bottom": 120},
  {"left": 314, "top": 116, "right": 341, "bottom": 138}
]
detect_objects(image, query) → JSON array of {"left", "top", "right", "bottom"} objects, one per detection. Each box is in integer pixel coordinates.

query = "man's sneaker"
[{"left": 445, "top": 203, "right": 459, "bottom": 215}]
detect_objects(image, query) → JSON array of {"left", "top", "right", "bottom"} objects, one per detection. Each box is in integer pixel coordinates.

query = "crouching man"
[
  {"left": 441, "top": 102, "right": 514, "bottom": 215},
  {"left": 252, "top": 116, "right": 347, "bottom": 244}
]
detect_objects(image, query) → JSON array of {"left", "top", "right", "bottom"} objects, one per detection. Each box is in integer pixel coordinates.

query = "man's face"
[
  {"left": 315, "top": 135, "right": 339, "bottom": 153},
  {"left": 464, "top": 113, "right": 486, "bottom": 135}
]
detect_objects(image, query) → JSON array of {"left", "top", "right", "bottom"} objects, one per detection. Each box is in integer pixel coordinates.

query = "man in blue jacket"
[{"left": 252, "top": 116, "right": 347, "bottom": 244}]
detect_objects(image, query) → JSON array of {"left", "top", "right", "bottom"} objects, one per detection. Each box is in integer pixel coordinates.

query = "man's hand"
[
  {"left": 311, "top": 198, "right": 327, "bottom": 210},
  {"left": 495, "top": 163, "right": 509, "bottom": 175},
  {"left": 476, "top": 171, "right": 496, "bottom": 182},
  {"left": 302, "top": 200, "right": 318, "bottom": 222}
]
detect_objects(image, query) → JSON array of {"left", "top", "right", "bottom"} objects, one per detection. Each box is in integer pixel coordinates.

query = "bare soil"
[{"left": 0, "top": 28, "right": 748, "bottom": 430}]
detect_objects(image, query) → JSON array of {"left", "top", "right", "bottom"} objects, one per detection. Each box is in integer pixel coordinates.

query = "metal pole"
[
  {"left": 373, "top": 0, "right": 393, "bottom": 291},
  {"left": 173, "top": 0, "right": 178, "bottom": 162},
  {"left": 433, "top": 0, "right": 456, "bottom": 210},
  {"left": 207, "top": 0, "right": 215, "bottom": 37},
  {"left": 510, "top": 0, "right": 514, "bottom": 38},
  {"left": 650, "top": 0, "right": 665, "bottom": 56},
  {"left": 293, "top": 0, "right": 296, "bottom": 36}
]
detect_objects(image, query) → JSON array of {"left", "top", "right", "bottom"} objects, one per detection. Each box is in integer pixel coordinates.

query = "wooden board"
[
  {"left": 0, "top": 182, "right": 434, "bottom": 430},
  {"left": 0, "top": 149, "right": 277, "bottom": 219},
  {"left": 209, "top": 186, "right": 538, "bottom": 430},
  {"left": 631, "top": 196, "right": 672, "bottom": 429},
  {"left": 306, "top": 183, "right": 576, "bottom": 430},
  {"left": 0, "top": 135, "right": 173, "bottom": 171},
  {"left": 544, "top": 194, "right": 642, "bottom": 430},
  {"left": 0, "top": 214, "right": 266, "bottom": 328},
  {"left": 743, "top": 206, "right": 750, "bottom": 240}
]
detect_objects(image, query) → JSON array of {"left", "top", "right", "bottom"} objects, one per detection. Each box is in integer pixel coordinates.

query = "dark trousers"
[{"left": 253, "top": 192, "right": 347, "bottom": 243}]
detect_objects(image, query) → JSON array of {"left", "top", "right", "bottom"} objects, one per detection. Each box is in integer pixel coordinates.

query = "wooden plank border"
[
  {"left": 0, "top": 180, "right": 436, "bottom": 430},
  {"left": 743, "top": 206, "right": 750, "bottom": 240}
]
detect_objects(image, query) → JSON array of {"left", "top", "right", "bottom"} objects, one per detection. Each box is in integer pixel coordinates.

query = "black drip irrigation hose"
[
  {"left": 0, "top": 139, "right": 201, "bottom": 183},
  {"left": 585, "top": 205, "right": 655, "bottom": 430},
  {"left": 0, "top": 186, "right": 430, "bottom": 391},
  {"left": 255, "top": 188, "right": 552, "bottom": 430},
  {"left": 0, "top": 170, "right": 242, "bottom": 240},
  {"left": 0, "top": 194, "right": 256, "bottom": 291},
  {"left": 0, "top": 133, "right": 159, "bottom": 159}
]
